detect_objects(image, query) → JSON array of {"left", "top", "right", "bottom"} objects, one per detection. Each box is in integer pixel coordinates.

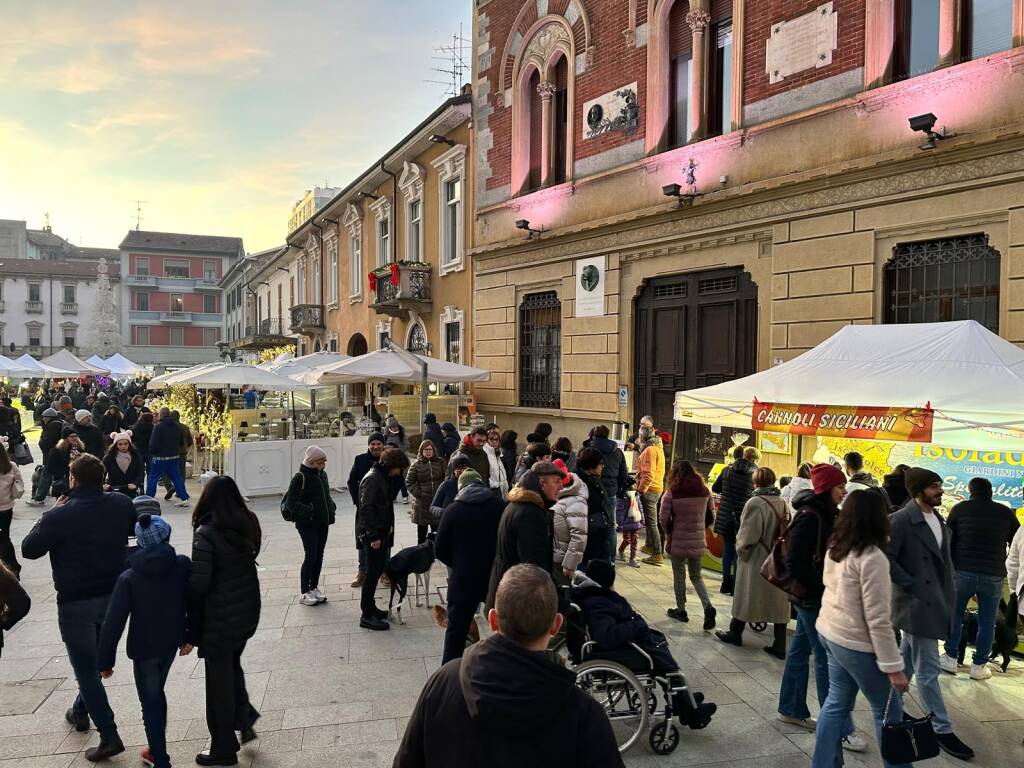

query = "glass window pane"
[
  {"left": 908, "top": 0, "right": 940, "bottom": 76},
  {"left": 669, "top": 55, "right": 691, "bottom": 147},
  {"left": 970, "top": 0, "right": 1013, "bottom": 59}
]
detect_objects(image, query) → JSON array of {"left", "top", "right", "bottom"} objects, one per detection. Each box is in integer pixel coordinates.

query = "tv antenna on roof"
[
  {"left": 131, "top": 200, "right": 149, "bottom": 230},
  {"left": 426, "top": 23, "right": 471, "bottom": 97}
]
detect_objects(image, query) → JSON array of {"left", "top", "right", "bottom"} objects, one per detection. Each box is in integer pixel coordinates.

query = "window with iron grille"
[
  {"left": 519, "top": 291, "right": 561, "bottom": 408},
  {"left": 884, "top": 234, "right": 1000, "bottom": 333}
]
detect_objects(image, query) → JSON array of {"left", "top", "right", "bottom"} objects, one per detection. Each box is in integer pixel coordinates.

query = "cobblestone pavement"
[{"left": 2, "top": 457, "right": 1022, "bottom": 767}]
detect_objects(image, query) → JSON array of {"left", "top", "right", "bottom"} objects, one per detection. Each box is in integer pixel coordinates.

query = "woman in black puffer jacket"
[
  {"left": 188, "top": 476, "right": 262, "bottom": 766},
  {"left": 711, "top": 447, "right": 759, "bottom": 595}
]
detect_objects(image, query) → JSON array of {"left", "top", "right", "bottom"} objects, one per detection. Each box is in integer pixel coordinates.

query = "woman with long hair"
[
  {"left": 188, "top": 476, "right": 262, "bottom": 766},
  {"left": 781, "top": 462, "right": 813, "bottom": 508},
  {"left": 551, "top": 437, "right": 577, "bottom": 472},
  {"left": 102, "top": 431, "right": 144, "bottom": 498},
  {"left": 100, "top": 406, "right": 124, "bottom": 441},
  {"left": 498, "top": 430, "right": 518, "bottom": 484},
  {"left": 811, "top": 490, "right": 909, "bottom": 768},
  {"left": 484, "top": 429, "right": 509, "bottom": 500},
  {"left": 660, "top": 460, "right": 715, "bottom": 629}
]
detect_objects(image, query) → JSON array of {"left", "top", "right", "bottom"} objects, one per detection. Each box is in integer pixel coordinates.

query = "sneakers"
[
  {"left": 312, "top": 587, "right": 327, "bottom": 603},
  {"left": 641, "top": 553, "right": 664, "bottom": 566},
  {"left": 141, "top": 748, "right": 155, "bottom": 767},
  {"left": 936, "top": 732, "right": 975, "bottom": 760},
  {"left": 666, "top": 608, "right": 689, "bottom": 622},
  {"left": 359, "top": 615, "right": 390, "bottom": 631},
  {"left": 350, "top": 571, "right": 365, "bottom": 588},
  {"left": 25, "top": 498, "right": 46, "bottom": 506},
  {"left": 195, "top": 750, "right": 238, "bottom": 766},
  {"left": 714, "top": 630, "right": 742, "bottom": 647},
  {"left": 939, "top": 654, "right": 960, "bottom": 675},
  {"left": 174, "top": 499, "right": 191, "bottom": 508},
  {"left": 703, "top": 605, "right": 717, "bottom": 631},
  {"left": 639, "top": 544, "right": 655, "bottom": 556},
  {"left": 842, "top": 734, "right": 868, "bottom": 752},
  {"left": 164, "top": 489, "right": 175, "bottom": 501},
  {"left": 616, "top": 551, "right": 626, "bottom": 562},
  {"left": 777, "top": 714, "right": 817, "bottom": 731},
  {"left": 65, "top": 706, "right": 89, "bottom": 733},
  {"left": 627, "top": 558, "right": 641, "bottom": 568},
  {"left": 84, "top": 735, "right": 125, "bottom": 762},
  {"left": 969, "top": 663, "right": 992, "bottom": 680},
  {"left": 299, "top": 591, "right": 319, "bottom": 606}
]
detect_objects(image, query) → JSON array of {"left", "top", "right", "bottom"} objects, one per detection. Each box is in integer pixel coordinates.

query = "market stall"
[
  {"left": 674, "top": 320, "right": 1024, "bottom": 566},
  {"left": 87, "top": 353, "right": 149, "bottom": 379},
  {"left": 40, "top": 349, "right": 109, "bottom": 376},
  {"left": 14, "top": 353, "right": 79, "bottom": 379}
]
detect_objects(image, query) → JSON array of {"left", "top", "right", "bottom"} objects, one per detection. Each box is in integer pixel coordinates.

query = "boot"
[
  {"left": 703, "top": 605, "right": 717, "bottom": 631},
  {"left": 641, "top": 553, "right": 664, "bottom": 566},
  {"left": 715, "top": 618, "right": 745, "bottom": 647},
  {"left": 719, "top": 576, "right": 734, "bottom": 595},
  {"left": 85, "top": 735, "right": 125, "bottom": 762},
  {"left": 764, "top": 622, "right": 787, "bottom": 660},
  {"left": 350, "top": 571, "right": 365, "bottom": 588}
]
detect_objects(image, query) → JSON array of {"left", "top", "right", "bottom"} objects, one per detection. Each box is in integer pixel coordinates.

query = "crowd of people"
[{"left": 1, "top": 399, "right": 1023, "bottom": 767}]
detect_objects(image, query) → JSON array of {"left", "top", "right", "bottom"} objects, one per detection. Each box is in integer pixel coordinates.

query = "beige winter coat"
[
  {"left": 817, "top": 545, "right": 904, "bottom": 673},
  {"left": 551, "top": 474, "right": 589, "bottom": 573},
  {"left": 732, "top": 492, "right": 791, "bottom": 624},
  {"left": 0, "top": 468, "right": 24, "bottom": 510}
]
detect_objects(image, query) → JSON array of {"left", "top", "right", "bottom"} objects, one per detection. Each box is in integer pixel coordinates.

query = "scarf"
[
  {"left": 115, "top": 451, "right": 132, "bottom": 473},
  {"left": 751, "top": 486, "right": 781, "bottom": 498}
]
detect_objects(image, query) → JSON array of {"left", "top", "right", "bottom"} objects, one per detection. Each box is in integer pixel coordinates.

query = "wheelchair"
[{"left": 559, "top": 597, "right": 707, "bottom": 755}]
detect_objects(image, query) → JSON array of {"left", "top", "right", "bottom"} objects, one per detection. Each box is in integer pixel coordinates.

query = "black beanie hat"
[
  {"left": 424, "top": 413, "right": 437, "bottom": 425},
  {"left": 586, "top": 559, "right": 616, "bottom": 590},
  {"left": 905, "top": 467, "right": 942, "bottom": 497},
  {"left": 367, "top": 432, "right": 385, "bottom": 445}
]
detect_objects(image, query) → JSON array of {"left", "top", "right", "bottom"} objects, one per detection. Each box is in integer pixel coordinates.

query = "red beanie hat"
[
  {"left": 552, "top": 458, "right": 571, "bottom": 487},
  {"left": 811, "top": 463, "right": 846, "bottom": 495}
]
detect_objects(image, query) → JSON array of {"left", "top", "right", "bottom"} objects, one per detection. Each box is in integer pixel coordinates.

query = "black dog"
[
  {"left": 384, "top": 534, "right": 436, "bottom": 624},
  {"left": 956, "top": 595, "right": 1019, "bottom": 672}
]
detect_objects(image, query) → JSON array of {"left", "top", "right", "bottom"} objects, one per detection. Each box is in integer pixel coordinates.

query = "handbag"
[
  {"left": 880, "top": 689, "right": 940, "bottom": 763},
  {"left": 760, "top": 508, "right": 821, "bottom": 600},
  {"left": 280, "top": 472, "right": 306, "bottom": 522},
  {"left": 11, "top": 442, "right": 32, "bottom": 466},
  {"left": 627, "top": 491, "right": 643, "bottom": 523}
]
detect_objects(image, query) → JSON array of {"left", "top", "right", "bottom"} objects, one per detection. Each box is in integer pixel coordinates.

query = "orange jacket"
[{"left": 636, "top": 442, "right": 665, "bottom": 495}]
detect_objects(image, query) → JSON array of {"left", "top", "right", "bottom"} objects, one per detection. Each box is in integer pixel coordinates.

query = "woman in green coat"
[{"left": 287, "top": 445, "right": 337, "bottom": 606}]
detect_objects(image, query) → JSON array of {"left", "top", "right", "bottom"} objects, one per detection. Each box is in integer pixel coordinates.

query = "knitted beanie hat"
[
  {"left": 110, "top": 430, "right": 133, "bottom": 446},
  {"left": 303, "top": 444, "right": 327, "bottom": 467},
  {"left": 811, "top": 463, "right": 846, "bottom": 495},
  {"left": 905, "top": 467, "right": 943, "bottom": 497},
  {"left": 75, "top": 409, "right": 92, "bottom": 423},
  {"left": 135, "top": 513, "right": 171, "bottom": 548},
  {"left": 457, "top": 469, "right": 484, "bottom": 490}
]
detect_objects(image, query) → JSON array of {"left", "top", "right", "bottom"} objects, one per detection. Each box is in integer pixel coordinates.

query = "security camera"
[{"left": 908, "top": 113, "right": 937, "bottom": 134}]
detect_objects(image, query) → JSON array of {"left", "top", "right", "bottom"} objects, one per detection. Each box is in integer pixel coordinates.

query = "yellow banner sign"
[{"left": 752, "top": 401, "right": 934, "bottom": 443}]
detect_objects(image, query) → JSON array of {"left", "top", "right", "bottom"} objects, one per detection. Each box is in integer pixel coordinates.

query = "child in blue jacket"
[{"left": 97, "top": 514, "right": 192, "bottom": 768}]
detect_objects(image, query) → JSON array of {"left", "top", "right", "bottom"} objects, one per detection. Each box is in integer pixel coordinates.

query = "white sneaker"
[
  {"left": 939, "top": 654, "right": 959, "bottom": 674},
  {"left": 842, "top": 734, "right": 868, "bottom": 752},
  {"left": 777, "top": 714, "right": 817, "bottom": 731},
  {"left": 299, "top": 591, "right": 319, "bottom": 606},
  {"left": 312, "top": 587, "right": 327, "bottom": 603},
  {"left": 174, "top": 499, "right": 191, "bottom": 508},
  {"left": 969, "top": 663, "right": 992, "bottom": 680},
  {"left": 25, "top": 499, "right": 46, "bottom": 507}
]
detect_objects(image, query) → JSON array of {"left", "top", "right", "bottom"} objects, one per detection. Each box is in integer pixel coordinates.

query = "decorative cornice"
[
  {"left": 398, "top": 161, "right": 426, "bottom": 200},
  {"left": 431, "top": 143, "right": 467, "bottom": 179}
]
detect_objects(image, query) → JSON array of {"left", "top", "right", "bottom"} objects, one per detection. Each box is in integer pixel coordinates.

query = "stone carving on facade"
[
  {"left": 521, "top": 21, "right": 572, "bottom": 76},
  {"left": 685, "top": 8, "right": 711, "bottom": 32},
  {"left": 536, "top": 79, "right": 558, "bottom": 98}
]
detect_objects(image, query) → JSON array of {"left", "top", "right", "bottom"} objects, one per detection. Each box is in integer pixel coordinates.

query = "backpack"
[
  {"left": 760, "top": 507, "right": 821, "bottom": 600},
  {"left": 280, "top": 472, "right": 306, "bottom": 522}
]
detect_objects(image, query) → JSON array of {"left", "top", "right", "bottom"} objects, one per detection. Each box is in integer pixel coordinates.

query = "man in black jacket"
[
  {"left": 485, "top": 463, "right": 564, "bottom": 611},
  {"left": 21, "top": 454, "right": 136, "bottom": 761},
  {"left": 943, "top": 477, "right": 1020, "bottom": 680},
  {"left": 588, "top": 426, "right": 628, "bottom": 564},
  {"left": 435, "top": 470, "right": 504, "bottom": 663},
  {"left": 711, "top": 446, "right": 758, "bottom": 594},
  {"left": 74, "top": 410, "right": 106, "bottom": 459},
  {"left": 347, "top": 432, "right": 385, "bottom": 589},
  {"left": 422, "top": 414, "right": 447, "bottom": 459},
  {"left": 451, "top": 426, "right": 491, "bottom": 480},
  {"left": 146, "top": 408, "right": 189, "bottom": 506},
  {"left": 394, "top": 564, "right": 624, "bottom": 768},
  {"left": 357, "top": 447, "right": 409, "bottom": 631}
]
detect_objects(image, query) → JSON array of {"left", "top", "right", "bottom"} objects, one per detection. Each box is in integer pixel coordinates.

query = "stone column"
[
  {"left": 938, "top": 0, "right": 962, "bottom": 68},
  {"left": 537, "top": 79, "right": 557, "bottom": 187},
  {"left": 686, "top": 8, "right": 711, "bottom": 142}
]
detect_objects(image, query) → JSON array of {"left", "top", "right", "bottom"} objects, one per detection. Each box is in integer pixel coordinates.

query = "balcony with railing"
[
  {"left": 127, "top": 274, "right": 156, "bottom": 287},
  {"left": 290, "top": 304, "right": 325, "bottom": 334},
  {"left": 60, "top": 302, "right": 78, "bottom": 315},
  {"left": 230, "top": 318, "right": 293, "bottom": 350},
  {"left": 195, "top": 275, "right": 220, "bottom": 290},
  {"left": 160, "top": 311, "right": 193, "bottom": 323},
  {"left": 25, "top": 301, "right": 43, "bottom": 314},
  {"left": 370, "top": 262, "right": 432, "bottom": 318}
]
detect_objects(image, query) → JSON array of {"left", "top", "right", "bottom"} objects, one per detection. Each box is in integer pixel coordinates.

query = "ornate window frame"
[
  {"left": 343, "top": 203, "right": 363, "bottom": 302},
  {"left": 405, "top": 319, "right": 429, "bottom": 353},
  {"left": 511, "top": 17, "right": 576, "bottom": 195},
  {"left": 324, "top": 229, "right": 339, "bottom": 307},
  {"left": 370, "top": 196, "right": 391, "bottom": 268},
  {"left": 399, "top": 162, "right": 426, "bottom": 263},
  {"left": 431, "top": 144, "right": 467, "bottom": 275},
  {"left": 376, "top": 318, "right": 392, "bottom": 350}
]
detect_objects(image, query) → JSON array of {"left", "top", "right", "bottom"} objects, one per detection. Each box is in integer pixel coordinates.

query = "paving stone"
[{"left": 0, "top": 678, "right": 61, "bottom": 717}]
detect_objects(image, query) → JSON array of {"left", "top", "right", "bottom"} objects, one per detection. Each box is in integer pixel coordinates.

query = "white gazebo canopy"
[
  {"left": 673, "top": 320, "right": 1024, "bottom": 453},
  {"left": 101, "top": 353, "right": 149, "bottom": 377},
  {"left": 41, "top": 349, "right": 109, "bottom": 376},
  {"left": 0, "top": 355, "right": 37, "bottom": 377},
  {"left": 16, "top": 353, "right": 80, "bottom": 379},
  {"left": 305, "top": 347, "right": 491, "bottom": 386},
  {"left": 149, "top": 362, "right": 309, "bottom": 391}
]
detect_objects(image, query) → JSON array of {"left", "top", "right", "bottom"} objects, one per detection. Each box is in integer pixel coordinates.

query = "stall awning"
[
  {"left": 674, "top": 320, "right": 1024, "bottom": 452},
  {"left": 41, "top": 349, "right": 109, "bottom": 376},
  {"left": 304, "top": 348, "right": 491, "bottom": 386}
]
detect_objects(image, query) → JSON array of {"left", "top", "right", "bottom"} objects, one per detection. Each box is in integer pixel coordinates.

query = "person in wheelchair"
[{"left": 571, "top": 559, "right": 717, "bottom": 730}]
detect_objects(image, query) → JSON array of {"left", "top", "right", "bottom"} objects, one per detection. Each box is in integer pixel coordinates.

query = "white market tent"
[
  {"left": 674, "top": 320, "right": 1024, "bottom": 453},
  {"left": 305, "top": 347, "right": 491, "bottom": 386},
  {"left": 268, "top": 351, "right": 351, "bottom": 382},
  {"left": 15, "top": 353, "right": 79, "bottom": 378},
  {"left": 41, "top": 349, "right": 109, "bottom": 376},
  {"left": 148, "top": 362, "right": 222, "bottom": 389},
  {"left": 102, "top": 353, "right": 149, "bottom": 377},
  {"left": 0, "top": 355, "right": 39, "bottom": 377},
  {"left": 148, "top": 361, "right": 309, "bottom": 391}
]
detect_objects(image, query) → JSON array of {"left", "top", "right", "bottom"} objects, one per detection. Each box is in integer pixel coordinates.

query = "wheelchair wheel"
[
  {"left": 575, "top": 660, "right": 650, "bottom": 754},
  {"left": 748, "top": 621, "right": 767, "bottom": 633},
  {"left": 649, "top": 720, "right": 680, "bottom": 755}
]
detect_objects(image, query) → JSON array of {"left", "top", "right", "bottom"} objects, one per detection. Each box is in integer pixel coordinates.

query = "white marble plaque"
[
  {"left": 583, "top": 82, "right": 639, "bottom": 140},
  {"left": 765, "top": 2, "right": 838, "bottom": 84},
  {"left": 575, "top": 255, "right": 605, "bottom": 317}
]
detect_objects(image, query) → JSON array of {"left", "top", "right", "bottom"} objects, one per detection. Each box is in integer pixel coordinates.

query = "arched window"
[
  {"left": 527, "top": 67, "right": 544, "bottom": 191},
  {"left": 667, "top": 1, "right": 693, "bottom": 147},
  {"left": 551, "top": 54, "right": 569, "bottom": 184},
  {"left": 407, "top": 321, "right": 428, "bottom": 354}
]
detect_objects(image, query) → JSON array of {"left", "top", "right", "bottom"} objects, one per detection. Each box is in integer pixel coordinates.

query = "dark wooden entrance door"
[{"left": 633, "top": 268, "right": 757, "bottom": 472}]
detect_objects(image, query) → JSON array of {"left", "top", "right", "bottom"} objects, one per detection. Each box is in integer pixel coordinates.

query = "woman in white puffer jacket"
[{"left": 551, "top": 464, "right": 589, "bottom": 586}]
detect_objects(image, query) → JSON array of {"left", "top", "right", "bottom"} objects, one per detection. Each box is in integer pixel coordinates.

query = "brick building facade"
[{"left": 470, "top": 0, "right": 1024, "bottom": 465}]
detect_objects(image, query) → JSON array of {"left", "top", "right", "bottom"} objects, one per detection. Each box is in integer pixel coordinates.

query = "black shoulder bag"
[{"left": 880, "top": 689, "right": 939, "bottom": 763}]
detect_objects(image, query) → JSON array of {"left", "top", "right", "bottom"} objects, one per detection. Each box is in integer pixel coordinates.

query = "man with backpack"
[{"left": 775, "top": 464, "right": 867, "bottom": 752}]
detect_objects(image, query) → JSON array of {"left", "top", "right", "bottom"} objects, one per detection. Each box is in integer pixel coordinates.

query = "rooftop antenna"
[
  {"left": 426, "top": 23, "right": 471, "bottom": 97},
  {"left": 131, "top": 199, "right": 148, "bottom": 230}
]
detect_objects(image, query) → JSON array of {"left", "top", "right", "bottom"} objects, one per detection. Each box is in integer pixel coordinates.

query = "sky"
[{"left": 0, "top": 1, "right": 472, "bottom": 253}]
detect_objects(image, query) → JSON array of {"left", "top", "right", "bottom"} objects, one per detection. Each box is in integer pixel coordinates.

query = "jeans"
[
  {"left": 133, "top": 654, "right": 175, "bottom": 768},
  {"left": 641, "top": 492, "right": 663, "bottom": 553},
  {"left": 0, "top": 509, "right": 18, "bottom": 574},
  {"left": 204, "top": 642, "right": 258, "bottom": 757},
  {"left": 147, "top": 458, "right": 188, "bottom": 500},
  {"left": 813, "top": 638, "right": 910, "bottom": 768},
  {"left": 901, "top": 633, "right": 952, "bottom": 734},
  {"left": 669, "top": 554, "right": 711, "bottom": 610},
  {"left": 58, "top": 596, "right": 118, "bottom": 741},
  {"left": 296, "top": 523, "right": 329, "bottom": 594},
  {"left": 720, "top": 534, "right": 737, "bottom": 587},
  {"left": 944, "top": 570, "right": 1005, "bottom": 666},
  {"left": 779, "top": 606, "right": 854, "bottom": 737},
  {"left": 32, "top": 466, "right": 52, "bottom": 501},
  {"left": 441, "top": 600, "right": 477, "bottom": 664},
  {"left": 160, "top": 457, "right": 188, "bottom": 495},
  {"left": 361, "top": 543, "right": 387, "bottom": 618}
]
